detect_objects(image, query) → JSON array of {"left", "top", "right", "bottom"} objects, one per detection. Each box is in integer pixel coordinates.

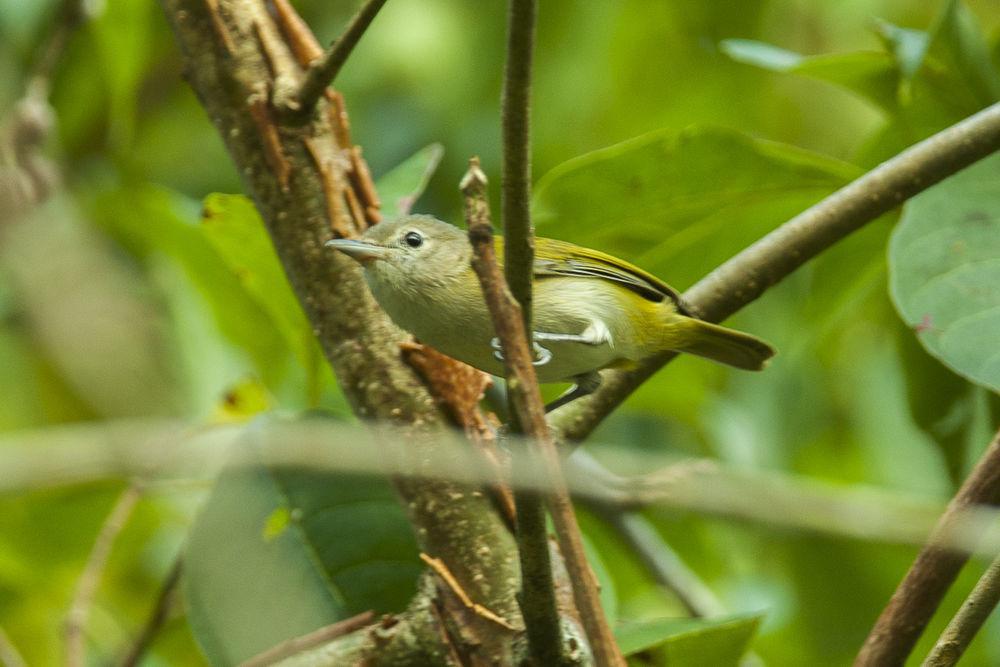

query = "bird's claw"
[{"left": 490, "top": 336, "right": 552, "bottom": 366}]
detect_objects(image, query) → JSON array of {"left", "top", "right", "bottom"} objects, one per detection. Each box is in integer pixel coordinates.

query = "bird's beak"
[{"left": 325, "top": 239, "right": 389, "bottom": 265}]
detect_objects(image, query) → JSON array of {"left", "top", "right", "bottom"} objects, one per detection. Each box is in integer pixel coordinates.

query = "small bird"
[{"left": 327, "top": 215, "right": 774, "bottom": 410}]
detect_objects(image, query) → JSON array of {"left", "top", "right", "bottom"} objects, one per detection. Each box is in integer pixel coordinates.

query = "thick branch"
[
  {"left": 161, "top": 1, "right": 520, "bottom": 663},
  {"left": 463, "top": 161, "right": 624, "bottom": 667},
  {"left": 552, "top": 102, "right": 1000, "bottom": 442},
  {"left": 855, "top": 427, "right": 1000, "bottom": 666},
  {"left": 281, "top": 0, "right": 388, "bottom": 118},
  {"left": 922, "top": 553, "right": 1000, "bottom": 667}
]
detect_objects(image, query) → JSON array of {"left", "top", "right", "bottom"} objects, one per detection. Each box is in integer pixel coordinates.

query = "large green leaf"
[
  {"left": 533, "top": 126, "right": 859, "bottom": 290},
  {"left": 616, "top": 614, "right": 760, "bottom": 666},
  {"left": 185, "top": 419, "right": 421, "bottom": 665},
  {"left": 889, "top": 152, "right": 1000, "bottom": 393}
]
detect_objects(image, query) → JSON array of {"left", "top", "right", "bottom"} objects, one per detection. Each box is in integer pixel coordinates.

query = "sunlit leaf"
[{"left": 889, "top": 152, "right": 1000, "bottom": 393}]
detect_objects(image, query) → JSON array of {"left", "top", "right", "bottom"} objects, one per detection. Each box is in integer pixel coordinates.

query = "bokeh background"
[{"left": 1, "top": 0, "right": 999, "bottom": 664}]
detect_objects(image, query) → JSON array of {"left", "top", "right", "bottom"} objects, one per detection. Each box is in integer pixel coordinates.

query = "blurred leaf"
[
  {"left": 2, "top": 195, "right": 178, "bottom": 417},
  {"left": 200, "top": 194, "right": 317, "bottom": 369},
  {"left": 873, "top": 19, "right": 929, "bottom": 80},
  {"left": 719, "top": 39, "right": 804, "bottom": 71},
  {"left": 185, "top": 419, "right": 420, "bottom": 664},
  {"left": 889, "top": 152, "right": 1000, "bottom": 393},
  {"left": 90, "top": 0, "right": 157, "bottom": 151},
  {"left": 89, "top": 185, "right": 292, "bottom": 389},
  {"left": 375, "top": 142, "right": 445, "bottom": 216},
  {"left": 616, "top": 614, "right": 760, "bottom": 665},
  {"left": 720, "top": 40, "right": 900, "bottom": 111},
  {"left": 923, "top": 0, "right": 1000, "bottom": 106},
  {"left": 534, "top": 126, "right": 859, "bottom": 289}
]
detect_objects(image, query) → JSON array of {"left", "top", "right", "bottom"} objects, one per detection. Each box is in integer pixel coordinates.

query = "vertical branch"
[
  {"left": 922, "top": 554, "right": 1000, "bottom": 667},
  {"left": 462, "top": 161, "right": 625, "bottom": 667},
  {"left": 500, "top": 0, "right": 536, "bottom": 332},
  {"left": 855, "top": 428, "right": 1000, "bottom": 666},
  {"left": 65, "top": 484, "right": 143, "bottom": 667},
  {"left": 497, "top": 2, "right": 562, "bottom": 663}
]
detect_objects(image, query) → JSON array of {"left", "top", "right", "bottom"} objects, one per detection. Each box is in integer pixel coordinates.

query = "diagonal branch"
[
  {"left": 855, "top": 427, "right": 1000, "bottom": 666},
  {"left": 551, "top": 102, "right": 1000, "bottom": 443},
  {"left": 922, "top": 552, "right": 1000, "bottom": 667},
  {"left": 281, "top": 0, "right": 388, "bottom": 118}
]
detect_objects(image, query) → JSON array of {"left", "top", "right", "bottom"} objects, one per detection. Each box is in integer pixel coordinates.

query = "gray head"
[{"left": 325, "top": 215, "right": 471, "bottom": 293}]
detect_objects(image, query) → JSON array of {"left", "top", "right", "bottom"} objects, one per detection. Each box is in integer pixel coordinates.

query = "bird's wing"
[{"left": 525, "top": 237, "right": 690, "bottom": 312}]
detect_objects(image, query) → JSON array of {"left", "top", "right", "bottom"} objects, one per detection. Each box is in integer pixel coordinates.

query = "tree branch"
[
  {"left": 280, "top": 0, "right": 388, "bottom": 118},
  {"left": 65, "top": 484, "right": 143, "bottom": 667},
  {"left": 551, "top": 102, "right": 1000, "bottom": 443},
  {"left": 161, "top": 1, "right": 521, "bottom": 663},
  {"left": 462, "top": 160, "right": 624, "bottom": 667},
  {"left": 119, "top": 557, "right": 182, "bottom": 667},
  {"left": 462, "top": 160, "right": 565, "bottom": 665},
  {"left": 922, "top": 553, "right": 1000, "bottom": 667},
  {"left": 855, "top": 427, "right": 1000, "bottom": 666},
  {"left": 501, "top": 0, "right": 536, "bottom": 330}
]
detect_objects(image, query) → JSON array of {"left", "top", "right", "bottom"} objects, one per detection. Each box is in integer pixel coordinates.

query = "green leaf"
[
  {"left": 718, "top": 39, "right": 803, "bottom": 72},
  {"left": 89, "top": 185, "right": 292, "bottom": 390},
  {"left": 375, "top": 143, "right": 445, "bottom": 216},
  {"left": 533, "top": 126, "right": 859, "bottom": 290},
  {"left": 923, "top": 0, "right": 1000, "bottom": 107},
  {"left": 873, "top": 19, "right": 929, "bottom": 80},
  {"left": 185, "top": 418, "right": 421, "bottom": 665},
  {"left": 616, "top": 614, "right": 760, "bottom": 665},
  {"left": 721, "top": 39, "right": 900, "bottom": 112},
  {"left": 889, "top": 152, "right": 1000, "bottom": 393},
  {"left": 200, "top": 194, "right": 317, "bottom": 370}
]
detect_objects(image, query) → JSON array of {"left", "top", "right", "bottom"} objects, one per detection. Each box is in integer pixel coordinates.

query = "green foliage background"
[{"left": 1, "top": 0, "right": 1000, "bottom": 664}]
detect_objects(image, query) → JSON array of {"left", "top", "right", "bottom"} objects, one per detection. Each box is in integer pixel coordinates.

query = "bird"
[{"left": 327, "top": 215, "right": 774, "bottom": 410}]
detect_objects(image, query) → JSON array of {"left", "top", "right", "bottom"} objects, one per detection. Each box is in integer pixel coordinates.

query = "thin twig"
[
  {"left": 65, "top": 484, "right": 144, "bottom": 667},
  {"left": 855, "top": 427, "right": 1000, "bottom": 666},
  {"left": 551, "top": 102, "right": 1000, "bottom": 444},
  {"left": 282, "top": 0, "right": 388, "bottom": 117},
  {"left": 238, "top": 610, "right": 376, "bottom": 667},
  {"left": 0, "top": 626, "right": 26, "bottom": 667},
  {"left": 586, "top": 501, "right": 725, "bottom": 618},
  {"left": 922, "top": 553, "right": 1000, "bottom": 667},
  {"left": 119, "top": 557, "right": 183, "bottom": 667},
  {"left": 497, "top": 2, "right": 568, "bottom": 663},
  {"left": 462, "top": 160, "right": 564, "bottom": 665},
  {"left": 420, "top": 553, "right": 517, "bottom": 630},
  {"left": 500, "top": 0, "right": 536, "bottom": 331},
  {"left": 462, "top": 160, "right": 625, "bottom": 667}
]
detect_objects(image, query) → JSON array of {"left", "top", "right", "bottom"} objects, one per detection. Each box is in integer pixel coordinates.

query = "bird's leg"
[
  {"left": 544, "top": 371, "right": 602, "bottom": 413},
  {"left": 490, "top": 336, "right": 553, "bottom": 366},
  {"left": 490, "top": 320, "right": 611, "bottom": 364}
]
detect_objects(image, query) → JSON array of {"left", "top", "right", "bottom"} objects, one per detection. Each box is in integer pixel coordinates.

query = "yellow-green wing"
[{"left": 495, "top": 235, "right": 689, "bottom": 310}]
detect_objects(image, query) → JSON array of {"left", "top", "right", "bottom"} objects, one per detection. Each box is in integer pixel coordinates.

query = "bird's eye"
[{"left": 403, "top": 231, "right": 424, "bottom": 248}]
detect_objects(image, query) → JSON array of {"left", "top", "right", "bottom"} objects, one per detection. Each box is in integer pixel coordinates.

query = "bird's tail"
[{"left": 673, "top": 318, "right": 774, "bottom": 371}]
